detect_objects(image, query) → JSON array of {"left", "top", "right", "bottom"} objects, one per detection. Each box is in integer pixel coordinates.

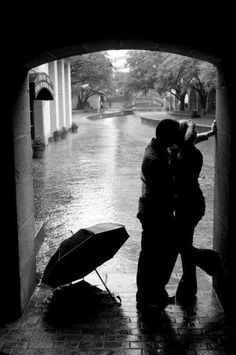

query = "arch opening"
[
  {"left": 3, "top": 37, "right": 233, "bottom": 323},
  {"left": 34, "top": 47, "right": 217, "bottom": 298}
]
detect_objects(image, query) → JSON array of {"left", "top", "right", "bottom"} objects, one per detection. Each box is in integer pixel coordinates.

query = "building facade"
[{"left": 29, "top": 59, "right": 72, "bottom": 144}]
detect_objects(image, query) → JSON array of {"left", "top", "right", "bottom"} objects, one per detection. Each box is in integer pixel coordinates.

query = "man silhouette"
[{"left": 136, "top": 118, "right": 180, "bottom": 311}]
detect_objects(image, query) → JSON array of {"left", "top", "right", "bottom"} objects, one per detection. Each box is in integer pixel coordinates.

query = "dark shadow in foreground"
[{"left": 43, "top": 280, "right": 122, "bottom": 326}]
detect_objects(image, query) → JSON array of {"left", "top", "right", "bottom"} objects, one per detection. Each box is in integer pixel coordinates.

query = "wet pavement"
[
  {"left": 34, "top": 111, "right": 215, "bottom": 277},
  {"left": 1, "top": 111, "right": 235, "bottom": 354}
]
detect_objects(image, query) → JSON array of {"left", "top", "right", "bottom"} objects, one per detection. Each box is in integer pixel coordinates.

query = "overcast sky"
[{"left": 107, "top": 50, "right": 129, "bottom": 72}]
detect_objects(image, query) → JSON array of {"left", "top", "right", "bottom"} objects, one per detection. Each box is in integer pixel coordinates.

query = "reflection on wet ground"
[
  {"left": 0, "top": 278, "right": 231, "bottom": 354},
  {"left": 34, "top": 113, "right": 215, "bottom": 281},
  {"left": 1, "top": 113, "right": 234, "bottom": 355}
]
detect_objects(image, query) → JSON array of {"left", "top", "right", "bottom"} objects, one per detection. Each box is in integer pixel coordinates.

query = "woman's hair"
[{"left": 155, "top": 118, "right": 180, "bottom": 146}]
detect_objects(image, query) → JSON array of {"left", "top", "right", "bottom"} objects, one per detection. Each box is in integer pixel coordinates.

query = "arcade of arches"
[{"left": 2, "top": 26, "right": 235, "bottom": 322}]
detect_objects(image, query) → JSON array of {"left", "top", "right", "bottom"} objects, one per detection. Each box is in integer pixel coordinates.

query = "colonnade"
[{"left": 32, "top": 59, "right": 72, "bottom": 144}]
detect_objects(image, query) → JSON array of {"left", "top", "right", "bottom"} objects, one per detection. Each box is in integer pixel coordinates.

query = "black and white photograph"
[{"left": 1, "top": 6, "right": 235, "bottom": 354}]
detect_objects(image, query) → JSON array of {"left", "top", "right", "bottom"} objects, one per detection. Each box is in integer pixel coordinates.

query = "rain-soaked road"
[{"left": 34, "top": 113, "right": 215, "bottom": 282}]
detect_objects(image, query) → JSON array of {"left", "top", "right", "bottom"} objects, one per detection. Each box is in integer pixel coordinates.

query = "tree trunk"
[
  {"left": 179, "top": 98, "right": 185, "bottom": 111},
  {"left": 199, "top": 93, "right": 207, "bottom": 115},
  {"left": 179, "top": 93, "right": 186, "bottom": 111},
  {"left": 76, "top": 92, "right": 89, "bottom": 109},
  {"left": 76, "top": 96, "right": 83, "bottom": 109}
]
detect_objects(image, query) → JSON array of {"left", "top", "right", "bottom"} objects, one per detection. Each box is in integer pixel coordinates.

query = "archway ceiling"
[
  {"left": 4, "top": 6, "right": 233, "bottom": 70},
  {"left": 13, "top": 36, "right": 225, "bottom": 69}
]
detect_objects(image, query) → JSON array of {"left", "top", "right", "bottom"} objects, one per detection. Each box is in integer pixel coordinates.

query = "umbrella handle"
[{"left": 94, "top": 269, "right": 121, "bottom": 305}]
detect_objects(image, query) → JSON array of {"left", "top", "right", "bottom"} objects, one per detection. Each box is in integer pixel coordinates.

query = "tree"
[
  {"left": 70, "top": 52, "right": 113, "bottom": 109},
  {"left": 120, "top": 50, "right": 216, "bottom": 114},
  {"left": 154, "top": 54, "right": 199, "bottom": 111},
  {"left": 110, "top": 71, "right": 129, "bottom": 99},
  {"left": 124, "top": 50, "right": 163, "bottom": 98},
  {"left": 190, "top": 61, "right": 216, "bottom": 114}
]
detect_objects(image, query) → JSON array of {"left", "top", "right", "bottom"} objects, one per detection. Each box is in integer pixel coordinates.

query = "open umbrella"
[{"left": 41, "top": 223, "right": 130, "bottom": 295}]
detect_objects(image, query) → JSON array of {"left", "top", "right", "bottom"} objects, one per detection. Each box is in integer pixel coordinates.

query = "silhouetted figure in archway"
[
  {"left": 171, "top": 119, "right": 221, "bottom": 304},
  {"left": 136, "top": 118, "right": 180, "bottom": 311}
]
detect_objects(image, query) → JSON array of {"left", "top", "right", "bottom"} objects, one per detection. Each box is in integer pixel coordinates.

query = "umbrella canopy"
[{"left": 41, "top": 223, "right": 130, "bottom": 288}]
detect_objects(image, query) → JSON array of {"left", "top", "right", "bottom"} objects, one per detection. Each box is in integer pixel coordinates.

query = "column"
[
  {"left": 213, "top": 59, "right": 235, "bottom": 319},
  {"left": 64, "top": 59, "right": 72, "bottom": 128},
  {"left": 49, "top": 61, "right": 60, "bottom": 133},
  {"left": 57, "top": 59, "right": 66, "bottom": 128},
  {"left": 2, "top": 67, "right": 36, "bottom": 320}
]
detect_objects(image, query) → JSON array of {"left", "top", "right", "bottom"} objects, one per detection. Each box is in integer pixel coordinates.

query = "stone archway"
[{"left": 2, "top": 26, "right": 235, "bottom": 321}]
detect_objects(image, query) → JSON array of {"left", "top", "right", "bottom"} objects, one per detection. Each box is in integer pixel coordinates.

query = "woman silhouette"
[{"left": 171, "top": 119, "right": 221, "bottom": 303}]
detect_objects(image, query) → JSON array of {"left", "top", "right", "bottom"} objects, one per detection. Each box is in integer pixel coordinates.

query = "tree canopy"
[
  {"left": 123, "top": 50, "right": 216, "bottom": 112},
  {"left": 190, "top": 61, "right": 216, "bottom": 113},
  {"left": 70, "top": 52, "right": 113, "bottom": 109},
  {"left": 124, "top": 50, "right": 164, "bottom": 98},
  {"left": 154, "top": 54, "right": 200, "bottom": 110},
  {"left": 70, "top": 50, "right": 216, "bottom": 113}
]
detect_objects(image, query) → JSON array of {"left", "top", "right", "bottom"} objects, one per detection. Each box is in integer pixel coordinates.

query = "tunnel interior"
[{"left": 2, "top": 9, "right": 234, "bottom": 323}]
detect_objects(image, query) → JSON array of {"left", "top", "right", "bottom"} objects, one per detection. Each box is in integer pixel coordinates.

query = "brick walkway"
[{"left": 0, "top": 268, "right": 235, "bottom": 354}]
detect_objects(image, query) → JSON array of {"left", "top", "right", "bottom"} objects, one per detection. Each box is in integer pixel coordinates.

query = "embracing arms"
[
  {"left": 184, "top": 120, "right": 216, "bottom": 145},
  {"left": 194, "top": 120, "right": 216, "bottom": 144}
]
